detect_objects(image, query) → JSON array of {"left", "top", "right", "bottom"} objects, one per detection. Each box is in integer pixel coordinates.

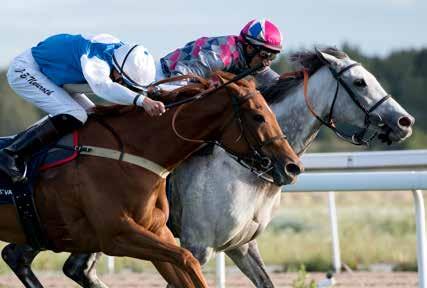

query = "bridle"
[
  {"left": 221, "top": 87, "right": 287, "bottom": 174},
  {"left": 171, "top": 78, "right": 287, "bottom": 177},
  {"left": 303, "top": 61, "right": 391, "bottom": 145},
  {"left": 148, "top": 64, "right": 290, "bottom": 183}
]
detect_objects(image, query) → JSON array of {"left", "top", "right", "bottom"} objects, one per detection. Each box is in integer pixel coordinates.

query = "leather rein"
[{"left": 153, "top": 68, "right": 287, "bottom": 176}]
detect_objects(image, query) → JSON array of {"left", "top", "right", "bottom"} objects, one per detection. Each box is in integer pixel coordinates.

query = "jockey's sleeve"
[
  {"left": 80, "top": 55, "right": 145, "bottom": 106},
  {"left": 255, "top": 67, "right": 280, "bottom": 90},
  {"left": 171, "top": 50, "right": 225, "bottom": 78}
]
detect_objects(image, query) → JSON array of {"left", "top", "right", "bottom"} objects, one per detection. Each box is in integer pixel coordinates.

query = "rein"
[
  {"left": 151, "top": 74, "right": 208, "bottom": 87},
  {"left": 170, "top": 76, "right": 258, "bottom": 144},
  {"left": 161, "top": 63, "right": 264, "bottom": 109},
  {"left": 300, "top": 62, "right": 391, "bottom": 146},
  {"left": 170, "top": 74, "right": 287, "bottom": 181}
]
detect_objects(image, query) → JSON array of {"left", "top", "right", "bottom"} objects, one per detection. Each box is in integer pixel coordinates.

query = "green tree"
[{"left": 0, "top": 71, "right": 42, "bottom": 135}]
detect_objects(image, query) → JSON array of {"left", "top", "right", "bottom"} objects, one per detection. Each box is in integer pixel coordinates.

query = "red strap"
[{"left": 302, "top": 69, "right": 321, "bottom": 120}]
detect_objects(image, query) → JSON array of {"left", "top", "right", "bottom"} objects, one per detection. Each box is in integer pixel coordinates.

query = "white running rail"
[{"left": 215, "top": 149, "right": 427, "bottom": 288}]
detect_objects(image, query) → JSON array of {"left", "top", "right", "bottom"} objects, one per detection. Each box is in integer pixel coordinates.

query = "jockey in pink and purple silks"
[{"left": 158, "top": 19, "right": 283, "bottom": 90}]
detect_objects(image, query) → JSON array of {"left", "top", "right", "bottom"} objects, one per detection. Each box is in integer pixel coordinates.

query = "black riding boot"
[{"left": 0, "top": 114, "right": 83, "bottom": 182}]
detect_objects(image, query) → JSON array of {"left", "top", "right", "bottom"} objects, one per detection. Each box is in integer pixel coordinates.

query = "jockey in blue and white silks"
[
  {"left": 0, "top": 33, "right": 165, "bottom": 182},
  {"left": 159, "top": 19, "right": 283, "bottom": 90}
]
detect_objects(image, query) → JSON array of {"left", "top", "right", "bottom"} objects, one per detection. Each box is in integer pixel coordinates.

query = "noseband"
[
  {"left": 304, "top": 62, "right": 391, "bottom": 145},
  {"left": 223, "top": 89, "right": 287, "bottom": 173}
]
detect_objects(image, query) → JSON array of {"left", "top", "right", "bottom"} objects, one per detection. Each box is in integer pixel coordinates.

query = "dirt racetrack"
[{"left": 0, "top": 271, "right": 419, "bottom": 287}]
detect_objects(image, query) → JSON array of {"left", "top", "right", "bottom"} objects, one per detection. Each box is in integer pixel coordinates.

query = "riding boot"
[{"left": 0, "top": 114, "right": 83, "bottom": 182}]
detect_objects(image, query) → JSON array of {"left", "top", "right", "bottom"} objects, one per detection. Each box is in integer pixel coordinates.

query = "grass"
[
  {"left": 291, "top": 265, "right": 317, "bottom": 288},
  {"left": 0, "top": 190, "right": 421, "bottom": 274},
  {"left": 255, "top": 191, "right": 419, "bottom": 272}
]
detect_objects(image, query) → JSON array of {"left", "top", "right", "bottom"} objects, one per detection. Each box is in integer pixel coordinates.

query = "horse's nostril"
[
  {"left": 398, "top": 116, "right": 413, "bottom": 128},
  {"left": 285, "top": 163, "right": 302, "bottom": 177}
]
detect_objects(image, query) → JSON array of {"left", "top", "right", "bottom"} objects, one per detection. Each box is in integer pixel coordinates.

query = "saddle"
[{"left": 0, "top": 132, "right": 79, "bottom": 249}]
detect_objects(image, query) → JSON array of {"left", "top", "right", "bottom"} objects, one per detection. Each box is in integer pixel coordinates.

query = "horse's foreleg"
[
  {"left": 101, "top": 222, "right": 208, "bottom": 288},
  {"left": 1, "top": 243, "right": 43, "bottom": 288},
  {"left": 153, "top": 228, "right": 201, "bottom": 288},
  {"left": 225, "top": 240, "right": 275, "bottom": 288},
  {"left": 152, "top": 227, "right": 196, "bottom": 288},
  {"left": 180, "top": 242, "right": 214, "bottom": 266},
  {"left": 63, "top": 252, "right": 107, "bottom": 288}
]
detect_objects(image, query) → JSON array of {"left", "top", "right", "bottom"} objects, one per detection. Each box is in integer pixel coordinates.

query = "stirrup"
[{"left": 13, "top": 163, "right": 28, "bottom": 183}]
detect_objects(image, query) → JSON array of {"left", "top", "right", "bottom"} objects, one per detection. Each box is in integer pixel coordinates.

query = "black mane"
[{"left": 264, "top": 47, "right": 348, "bottom": 104}]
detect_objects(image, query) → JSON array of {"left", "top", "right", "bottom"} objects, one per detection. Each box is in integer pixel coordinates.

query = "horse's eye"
[
  {"left": 253, "top": 114, "right": 265, "bottom": 123},
  {"left": 353, "top": 78, "right": 367, "bottom": 87}
]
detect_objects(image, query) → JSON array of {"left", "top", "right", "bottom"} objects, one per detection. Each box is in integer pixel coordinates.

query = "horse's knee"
[
  {"left": 2, "top": 243, "right": 39, "bottom": 269},
  {"left": 63, "top": 253, "right": 88, "bottom": 278},
  {"left": 178, "top": 248, "right": 201, "bottom": 271},
  {"left": 184, "top": 245, "right": 213, "bottom": 266},
  {"left": 1, "top": 244, "right": 21, "bottom": 270},
  {"left": 62, "top": 253, "right": 96, "bottom": 279}
]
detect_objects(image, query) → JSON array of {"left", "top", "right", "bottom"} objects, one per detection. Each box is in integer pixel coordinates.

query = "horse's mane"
[
  {"left": 92, "top": 71, "right": 256, "bottom": 117},
  {"left": 263, "top": 47, "right": 349, "bottom": 104}
]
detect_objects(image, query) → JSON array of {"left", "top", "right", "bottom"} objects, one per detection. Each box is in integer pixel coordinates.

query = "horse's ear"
[
  {"left": 315, "top": 47, "right": 333, "bottom": 64},
  {"left": 315, "top": 47, "right": 341, "bottom": 69}
]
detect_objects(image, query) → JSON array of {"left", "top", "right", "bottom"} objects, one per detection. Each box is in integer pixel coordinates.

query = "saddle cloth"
[{"left": 0, "top": 132, "right": 78, "bottom": 204}]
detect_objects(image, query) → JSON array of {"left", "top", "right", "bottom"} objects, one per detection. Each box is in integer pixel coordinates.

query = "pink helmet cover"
[{"left": 241, "top": 19, "right": 283, "bottom": 52}]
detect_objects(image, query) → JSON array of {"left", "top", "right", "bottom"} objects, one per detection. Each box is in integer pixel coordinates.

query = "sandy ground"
[{"left": 0, "top": 271, "right": 419, "bottom": 287}]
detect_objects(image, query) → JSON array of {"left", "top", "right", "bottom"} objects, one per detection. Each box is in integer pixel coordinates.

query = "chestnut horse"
[{"left": 0, "top": 72, "right": 302, "bottom": 288}]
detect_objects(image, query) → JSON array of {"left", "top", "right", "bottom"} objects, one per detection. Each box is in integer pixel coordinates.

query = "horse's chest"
[{"left": 219, "top": 191, "right": 280, "bottom": 249}]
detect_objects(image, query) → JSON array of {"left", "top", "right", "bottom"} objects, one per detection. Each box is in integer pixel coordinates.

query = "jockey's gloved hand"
[
  {"left": 146, "top": 86, "right": 163, "bottom": 99},
  {"left": 141, "top": 97, "right": 166, "bottom": 117}
]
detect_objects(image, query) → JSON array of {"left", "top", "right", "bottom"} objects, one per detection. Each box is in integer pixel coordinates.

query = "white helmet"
[{"left": 112, "top": 44, "right": 156, "bottom": 89}]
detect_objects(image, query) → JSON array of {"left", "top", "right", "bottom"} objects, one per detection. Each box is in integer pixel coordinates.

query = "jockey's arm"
[
  {"left": 80, "top": 55, "right": 145, "bottom": 106},
  {"left": 171, "top": 50, "right": 226, "bottom": 79},
  {"left": 254, "top": 66, "right": 280, "bottom": 90}
]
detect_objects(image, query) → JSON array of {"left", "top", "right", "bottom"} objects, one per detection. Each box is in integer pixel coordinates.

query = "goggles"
[{"left": 253, "top": 46, "right": 278, "bottom": 61}]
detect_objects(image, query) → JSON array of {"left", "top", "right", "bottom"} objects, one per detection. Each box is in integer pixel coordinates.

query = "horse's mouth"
[
  {"left": 375, "top": 113, "right": 415, "bottom": 145},
  {"left": 378, "top": 125, "right": 413, "bottom": 145},
  {"left": 272, "top": 171, "right": 296, "bottom": 186}
]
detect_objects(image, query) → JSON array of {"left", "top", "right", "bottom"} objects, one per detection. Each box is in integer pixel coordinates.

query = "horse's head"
[
  {"left": 213, "top": 72, "right": 303, "bottom": 185},
  {"left": 315, "top": 48, "right": 414, "bottom": 145}
]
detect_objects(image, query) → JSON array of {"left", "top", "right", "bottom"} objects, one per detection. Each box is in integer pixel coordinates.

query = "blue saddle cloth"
[{"left": 0, "top": 133, "right": 77, "bottom": 205}]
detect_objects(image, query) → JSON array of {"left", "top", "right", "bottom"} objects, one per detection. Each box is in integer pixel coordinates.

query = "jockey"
[
  {"left": 158, "top": 19, "right": 283, "bottom": 90},
  {"left": 0, "top": 33, "right": 165, "bottom": 182}
]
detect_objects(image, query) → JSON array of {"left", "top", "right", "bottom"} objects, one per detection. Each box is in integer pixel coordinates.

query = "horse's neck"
[
  {"left": 271, "top": 67, "right": 336, "bottom": 154},
  {"left": 99, "top": 97, "right": 230, "bottom": 170}
]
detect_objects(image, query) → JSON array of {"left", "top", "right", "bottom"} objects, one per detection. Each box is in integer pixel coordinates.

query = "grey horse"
[{"left": 2, "top": 47, "right": 414, "bottom": 288}]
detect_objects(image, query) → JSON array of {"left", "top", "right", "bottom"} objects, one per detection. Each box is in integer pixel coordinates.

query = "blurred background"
[
  {"left": 0, "top": 0, "right": 426, "bottom": 151},
  {"left": 0, "top": 0, "right": 426, "bottom": 285}
]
